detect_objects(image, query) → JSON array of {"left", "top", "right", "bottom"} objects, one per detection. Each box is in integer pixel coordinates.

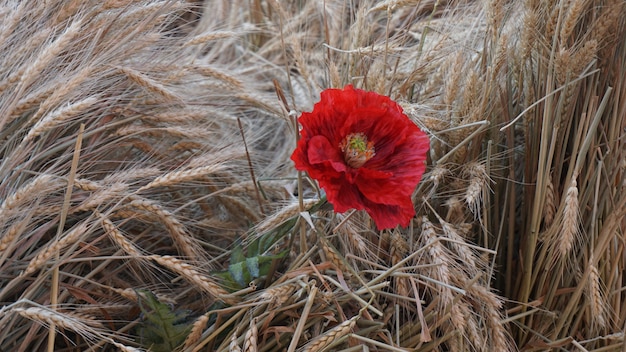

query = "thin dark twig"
[{"left": 237, "top": 117, "right": 265, "bottom": 215}]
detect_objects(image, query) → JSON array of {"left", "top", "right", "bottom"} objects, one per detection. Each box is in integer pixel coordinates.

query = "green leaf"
[
  {"left": 136, "top": 290, "right": 193, "bottom": 352},
  {"left": 246, "top": 256, "right": 260, "bottom": 278}
]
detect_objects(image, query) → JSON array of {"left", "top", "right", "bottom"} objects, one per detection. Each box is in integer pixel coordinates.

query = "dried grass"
[{"left": 1, "top": 0, "right": 624, "bottom": 351}]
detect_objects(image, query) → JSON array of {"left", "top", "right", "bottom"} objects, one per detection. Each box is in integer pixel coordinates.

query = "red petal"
[
  {"left": 363, "top": 197, "right": 416, "bottom": 230},
  {"left": 319, "top": 177, "right": 365, "bottom": 214},
  {"left": 307, "top": 135, "right": 347, "bottom": 173}
]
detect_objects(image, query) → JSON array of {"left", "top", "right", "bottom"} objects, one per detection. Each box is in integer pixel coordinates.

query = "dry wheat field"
[{"left": 0, "top": 0, "right": 625, "bottom": 351}]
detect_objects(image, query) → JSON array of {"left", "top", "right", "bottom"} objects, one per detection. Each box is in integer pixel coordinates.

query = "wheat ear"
[
  {"left": 127, "top": 196, "right": 200, "bottom": 259},
  {"left": 229, "top": 332, "right": 243, "bottom": 352},
  {"left": 19, "top": 19, "right": 83, "bottom": 90},
  {"left": 22, "top": 222, "right": 89, "bottom": 277},
  {"left": 559, "top": 177, "right": 580, "bottom": 258},
  {"left": 120, "top": 66, "right": 180, "bottom": 102},
  {"left": 100, "top": 214, "right": 142, "bottom": 257},
  {"left": 243, "top": 318, "right": 259, "bottom": 352},
  {"left": 301, "top": 316, "right": 357, "bottom": 352},
  {"left": 559, "top": 0, "right": 585, "bottom": 43},
  {"left": 149, "top": 255, "right": 237, "bottom": 305},
  {"left": 586, "top": 256, "right": 607, "bottom": 329},
  {"left": 14, "top": 306, "right": 103, "bottom": 332},
  {"left": 543, "top": 174, "right": 557, "bottom": 228},
  {"left": 183, "top": 313, "right": 210, "bottom": 348},
  {"left": 25, "top": 97, "right": 98, "bottom": 142},
  {"left": 390, "top": 232, "right": 410, "bottom": 297},
  {"left": 0, "top": 175, "right": 60, "bottom": 218}
]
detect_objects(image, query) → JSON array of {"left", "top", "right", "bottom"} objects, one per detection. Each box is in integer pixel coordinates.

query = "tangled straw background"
[{"left": 0, "top": 0, "right": 624, "bottom": 351}]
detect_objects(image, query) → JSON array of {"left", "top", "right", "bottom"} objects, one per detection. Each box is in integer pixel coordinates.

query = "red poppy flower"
[{"left": 291, "top": 85, "right": 430, "bottom": 230}]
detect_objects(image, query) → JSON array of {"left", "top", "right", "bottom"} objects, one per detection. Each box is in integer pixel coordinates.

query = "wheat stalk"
[
  {"left": 14, "top": 306, "right": 103, "bottom": 334},
  {"left": 184, "top": 313, "right": 210, "bottom": 349},
  {"left": 120, "top": 66, "right": 180, "bottom": 102},
  {"left": 138, "top": 162, "right": 231, "bottom": 191},
  {"left": 258, "top": 282, "right": 300, "bottom": 307},
  {"left": 19, "top": 19, "right": 83, "bottom": 90},
  {"left": 243, "top": 318, "right": 258, "bottom": 352},
  {"left": 127, "top": 196, "right": 201, "bottom": 259},
  {"left": 300, "top": 316, "right": 357, "bottom": 352},
  {"left": 149, "top": 255, "right": 237, "bottom": 305},
  {"left": 229, "top": 332, "right": 243, "bottom": 352},
  {"left": 0, "top": 175, "right": 61, "bottom": 219},
  {"left": 559, "top": 177, "right": 580, "bottom": 259},
  {"left": 559, "top": 0, "right": 585, "bottom": 44},
  {"left": 586, "top": 257, "right": 607, "bottom": 329},
  {"left": 99, "top": 214, "right": 142, "bottom": 257},
  {"left": 22, "top": 221, "right": 89, "bottom": 277},
  {"left": 543, "top": 174, "right": 557, "bottom": 228}
]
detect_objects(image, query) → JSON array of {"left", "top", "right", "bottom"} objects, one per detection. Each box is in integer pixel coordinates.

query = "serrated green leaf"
[{"left": 136, "top": 290, "right": 193, "bottom": 352}]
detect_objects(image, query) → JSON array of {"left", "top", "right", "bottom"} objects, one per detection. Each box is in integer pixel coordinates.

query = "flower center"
[{"left": 340, "top": 132, "right": 375, "bottom": 168}]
